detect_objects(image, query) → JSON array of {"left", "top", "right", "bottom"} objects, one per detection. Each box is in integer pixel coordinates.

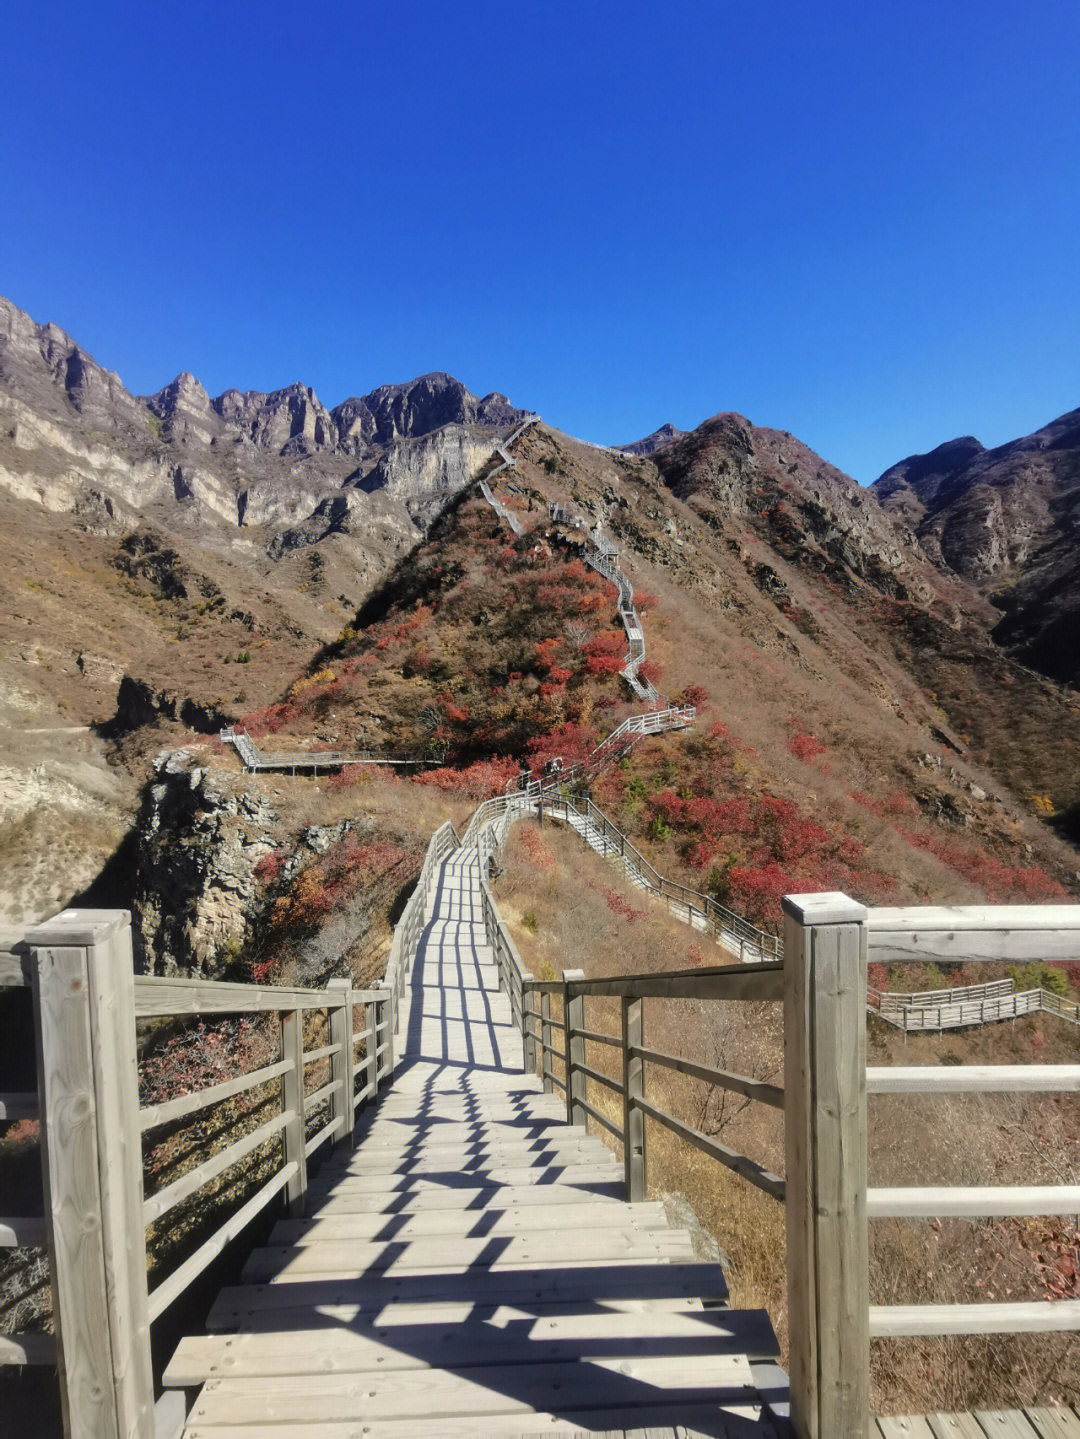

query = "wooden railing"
[
  {"left": 533, "top": 790, "right": 781, "bottom": 961},
  {"left": 383, "top": 818, "right": 460, "bottom": 1023},
  {"left": 219, "top": 727, "right": 438, "bottom": 773},
  {"left": 0, "top": 913, "right": 396, "bottom": 1438},
  {"left": 467, "top": 801, "right": 1080, "bottom": 1439},
  {"left": 869, "top": 976, "right": 1080, "bottom": 1030}
]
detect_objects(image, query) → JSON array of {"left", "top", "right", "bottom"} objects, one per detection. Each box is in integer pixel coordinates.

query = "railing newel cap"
[
  {"left": 24, "top": 908, "right": 131, "bottom": 946},
  {"left": 781, "top": 891, "right": 867, "bottom": 926}
]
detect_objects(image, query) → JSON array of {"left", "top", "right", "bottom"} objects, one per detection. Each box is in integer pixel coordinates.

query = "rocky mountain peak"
[{"left": 618, "top": 421, "right": 688, "bottom": 456}]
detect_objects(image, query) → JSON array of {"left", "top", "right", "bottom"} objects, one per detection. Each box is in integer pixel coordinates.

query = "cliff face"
[
  {"left": 0, "top": 295, "right": 528, "bottom": 541},
  {"left": 875, "top": 408, "right": 1080, "bottom": 686}
]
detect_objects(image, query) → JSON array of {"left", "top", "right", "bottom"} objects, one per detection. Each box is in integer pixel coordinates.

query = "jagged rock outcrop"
[
  {"left": 133, "top": 752, "right": 282, "bottom": 974},
  {"left": 0, "top": 293, "right": 527, "bottom": 548},
  {"left": 132, "top": 751, "right": 365, "bottom": 974}
]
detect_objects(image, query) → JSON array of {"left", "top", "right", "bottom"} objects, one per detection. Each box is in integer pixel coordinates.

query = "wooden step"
[
  {"left": 241, "top": 1229, "right": 698, "bottom": 1282},
  {"left": 183, "top": 1352, "right": 760, "bottom": 1427},
  {"left": 205, "top": 1261, "right": 729, "bottom": 1329},
  {"left": 165, "top": 1304, "right": 779, "bottom": 1384},
  {"left": 270, "top": 1200, "right": 671, "bottom": 1244},
  {"left": 302, "top": 1181, "right": 630, "bottom": 1215},
  {"left": 178, "top": 1405, "right": 778, "bottom": 1437},
  {"left": 307, "top": 1162, "right": 621, "bottom": 1198},
  {"left": 322, "top": 1140, "right": 610, "bottom": 1176}
]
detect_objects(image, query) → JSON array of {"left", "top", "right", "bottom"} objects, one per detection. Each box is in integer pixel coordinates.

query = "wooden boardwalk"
[{"left": 165, "top": 843, "right": 787, "bottom": 1436}]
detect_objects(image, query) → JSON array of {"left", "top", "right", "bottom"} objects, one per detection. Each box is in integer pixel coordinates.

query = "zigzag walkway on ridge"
[{"left": 169, "top": 819, "right": 785, "bottom": 1437}]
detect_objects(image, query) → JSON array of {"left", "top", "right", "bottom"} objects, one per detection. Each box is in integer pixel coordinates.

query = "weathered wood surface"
[
  {"left": 168, "top": 841, "right": 786, "bottom": 1436},
  {"left": 873, "top": 1412, "right": 1080, "bottom": 1438},
  {"left": 783, "top": 893, "right": 869, "bottom": 1439}
]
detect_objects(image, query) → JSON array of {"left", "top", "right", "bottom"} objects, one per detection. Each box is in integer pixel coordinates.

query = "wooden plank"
[
  {"left": 156, "top": 1402, "right": 763, "bottom": 1438},
  {"left": 567, "top": 963, "right": 783, "bottom": 1003},
  {"left": 1026, "top": 1410, "right": 1080, "bottom": 1439},
  {"left": 132, "top": 976, "right": 357, "bottom": 1016},
  {"left": 783, "top": 893, "right": 870, "bottom": 1439},
  {"left": 241, "top": 1229, "right": 698, "bottom": 1282},
  {"left": 267, "top": 1199, "right": 671, "bottom": 1243},
  {"left": 280, "top": 1009, "right": 307, "bottom": 1216},
  {"left": 633, "top": 1045, "right": 784, "bottom": 1110},
  {"left": 305, "top": 1161, "right": 621, "bottom": 1196},
  {"left": 165, "top": 1304, "right": 779, "bottom": 1384},
  {"left": 300, "top": 1181, "right": 629, "bottom": 1214},
  {"left": 868, "top": 1186, "right": 1080, "bottom": 1218},
  {"left": 139, "top": 1058, "right": 291, "bottom": 1131},
  {"left": 143, "top": 1110, "right": 291, "bottom": 1224},
  {"left": 564, "top": 969, "right": 586, "bottom": 1128},
  {"left": 926, "top": 1414, "right": 991, "bottom": 1439},
  {"left": 869, "top": 1300, "right": 1080, "bottom": 1336},
  {"left": 973, "top": 1413, "right": 1041, "bottom": 1438},
  {"left": 28, "top": 911, "right": 157, "bottom": 1439},
  {"left": 878, "top": 1419, "right": 937, "bottom": 1437},
  {"left": 184, "top": 1353, "right": 758, "bottom": 1426},
  {"left": 205, "top": 1261, "right": 729, "bottom": 1328},
  {"left": 147, "top": 1162, "right": 298, "bottom": 1321},
  {"left": 867, "top": 1065, "right": 1080, "bottom": 1095},
  {"left": 634, "top": 1095, "right": 785, "bottom": 1202},
  {"left": 623, "top": 996, "right": 645, "bottom": 1202}
]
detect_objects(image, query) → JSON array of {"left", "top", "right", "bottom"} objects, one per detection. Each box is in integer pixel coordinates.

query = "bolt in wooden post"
[
  {"left": 540, "top": 991, "right": 553, "bottom": 1093},
  {"left": 621, "top": 995, "right": 645, "bottom": 1201},
  {"left": 280, "top": 1008, "right": 308, "bottom": 1218},
  {"left": 328, "top": 980, "right": 354, "bottom": 1148},
  {"left": 521, "top": 974, "right": 536, "bottom": 1076},
  {"left": 562, "top": 969, "right": 586, "bottom": 1128},
  {"left": 782, "top": 892, "right": 869, "bottom": 1439},
  {"left": 27, "top": 910, "right": 154, "bottom": 1439}
]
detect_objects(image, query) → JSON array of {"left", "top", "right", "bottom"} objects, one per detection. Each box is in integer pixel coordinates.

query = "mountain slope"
[{"left": 874, "top": 408, "right": 1080, "bottom": 686}]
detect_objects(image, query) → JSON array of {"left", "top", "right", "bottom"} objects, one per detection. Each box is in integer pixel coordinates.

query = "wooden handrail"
[{"left": 5, "top": 908, "right": 396, "bottom": 1436}]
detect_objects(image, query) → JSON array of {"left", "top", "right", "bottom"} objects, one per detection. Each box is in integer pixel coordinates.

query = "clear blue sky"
[{"left": 3, "top": 1, "right": 1078, "bottom": 481}]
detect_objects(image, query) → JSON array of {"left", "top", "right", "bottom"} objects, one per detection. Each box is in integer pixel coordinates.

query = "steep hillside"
[{"left": 875, "top": 407, "right": 1080, "bottom": 687}]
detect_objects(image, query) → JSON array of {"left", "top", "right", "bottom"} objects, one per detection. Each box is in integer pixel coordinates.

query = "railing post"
[
  {"left": 365, "top": 991, "right": 383, "bottom": 1101},
  {"left": 782, "top": 892, "right": 869, "bottom": 1439},
  {"left": 280, "top": 1008, "right": 308, "bottom": 1218},
  {"left": 522, "top": 973, "right": 536, "bottom": 1075},
  {"left": 328, "top": 979, "right": 354, "bottom": 1148},
  {"left": 26, "top": 910, "right": 154, "bottom": 1438},
  {"left": 621, "top": 995, "right": 645, "bottom": 1201},
  {"left": 562, "top": 969, "right": 586, "bottom": 1127},
  {"left": 379, "top": 982, "right": 395, "bottom": 1078},
  {"left": 540, "top": 991, "right": 553, "bottom": 1093}
]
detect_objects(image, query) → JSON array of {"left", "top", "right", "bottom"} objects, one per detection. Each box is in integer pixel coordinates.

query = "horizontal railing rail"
[{"left": 219, "top": 727, "right": 438, "bottom": 773}]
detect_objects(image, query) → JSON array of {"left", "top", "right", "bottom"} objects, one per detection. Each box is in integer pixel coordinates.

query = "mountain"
[
  {"left": 617, "top": 422, "right": 687, "bottom": 456},
  {"left": 2, "top": 293, "right": 1079, "bottom": 939},
  {"left": 874, "top": 408, "right": 1080, "bottom": 687}
]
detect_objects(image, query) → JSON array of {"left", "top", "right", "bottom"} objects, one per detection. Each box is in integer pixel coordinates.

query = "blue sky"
[{"left": 3, "top": 1, "right": 1078, "bottom": 481}]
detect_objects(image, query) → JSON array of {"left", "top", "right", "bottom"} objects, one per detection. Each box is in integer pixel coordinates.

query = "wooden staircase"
[{"left": 165, "top": 841, "right": 784, "bottom": 1437}]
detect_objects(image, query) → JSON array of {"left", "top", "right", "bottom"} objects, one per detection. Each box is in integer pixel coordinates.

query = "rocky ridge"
[{"left": 875, "top": 408, "right": 1080, "bottom": 686}]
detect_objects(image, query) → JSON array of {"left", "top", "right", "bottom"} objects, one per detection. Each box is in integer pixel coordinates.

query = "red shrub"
[{"left": 254, "top": 850, "right": 286, "bottom": 885}]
